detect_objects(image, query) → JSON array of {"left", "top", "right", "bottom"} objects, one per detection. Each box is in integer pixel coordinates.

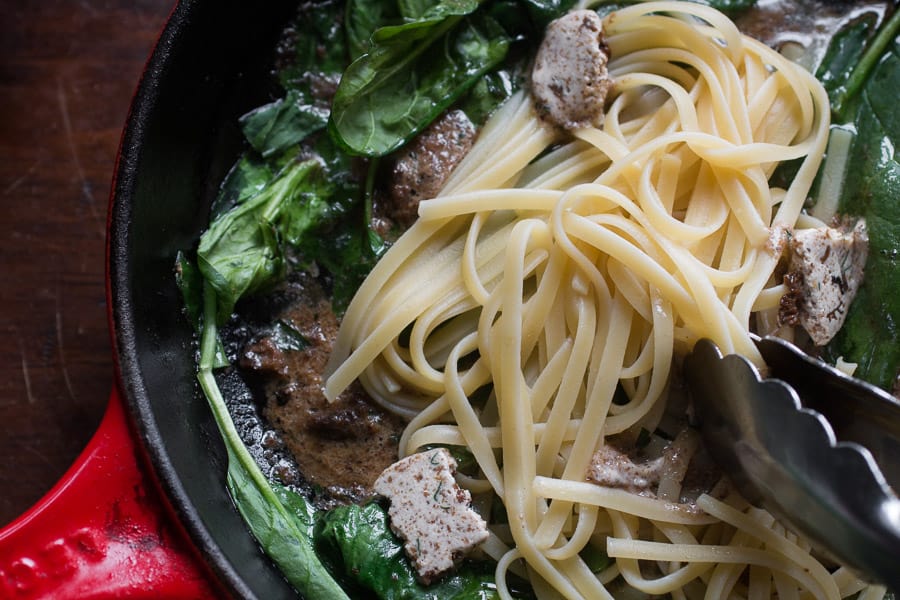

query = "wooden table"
[{"left": 0, "top": 0, "right": 173, "bottom": 526}]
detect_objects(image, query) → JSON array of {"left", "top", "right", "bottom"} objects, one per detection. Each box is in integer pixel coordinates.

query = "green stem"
[
  {"left": 835, "top": 5, "right": 900, "bottom": 119},
  {"left": 260, "top": 159, "right": 318, "bottom": 223},
  {"left": 198, "top": 282, "right": 281, "bottom": 510},
  {"left": 198, "top": 282, "right": 350, "bottom": 600}
]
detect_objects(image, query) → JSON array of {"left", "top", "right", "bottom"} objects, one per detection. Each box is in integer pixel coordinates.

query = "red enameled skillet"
[{"left": 0, "top": 1, "right": 306, "bottom": 597}]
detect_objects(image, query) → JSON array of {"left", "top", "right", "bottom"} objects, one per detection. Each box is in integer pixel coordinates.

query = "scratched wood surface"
[{"left": 0, "top": 0, "right": 174, "bottom": 526}]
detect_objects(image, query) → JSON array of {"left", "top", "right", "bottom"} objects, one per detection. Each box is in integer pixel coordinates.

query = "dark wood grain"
[{"left": 0, "top": 0, "right": 174, "bottom": 526}]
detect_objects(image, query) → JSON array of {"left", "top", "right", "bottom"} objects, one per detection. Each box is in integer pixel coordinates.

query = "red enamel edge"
[{"left": 0, "top": 389, "right": 220, "bottom": 599}]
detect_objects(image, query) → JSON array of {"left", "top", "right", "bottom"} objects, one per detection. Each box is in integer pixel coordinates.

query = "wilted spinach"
[
  {"left": 242, "top": 0, "right": 350, "bottom": 160},
  {"left": 197, "top": 158, "right": 335, "bottom": 323},
  {"left": 330, "top": 0, "right": 511, "bottom": 156},
  {"left": 175, "top": 251, "right": 229, "bottom": 369},
  {"left": 279, "top": 0, "right": 350, "bottom": 90},
  {"left": 819, "top": 9, "right": 900, "bottom": 390},
  {"left": 318, "top": 502, "right": 534, "bottom": 600},
  {"left": 346, "top": 0, "right": 402, "bottom": 57},
  {"left": 239, "top": 90, "right": 331, "bottom": 159},
  {"left": 186, "top": 137, "right": 360, "bottom": 600},
  {"left": 196, "top": 283, "right": 349, "bottom": 600},
  {"left": 815, "top": 14, "right": 877, "bottom": 116}
]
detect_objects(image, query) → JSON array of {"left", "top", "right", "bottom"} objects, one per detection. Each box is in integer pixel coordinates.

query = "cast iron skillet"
[
  {"left": 2, "top": 2, "right": 309, "bottom": 596},
  {"left": 107, "top": 0, "right": 305, "bottom": 597}
]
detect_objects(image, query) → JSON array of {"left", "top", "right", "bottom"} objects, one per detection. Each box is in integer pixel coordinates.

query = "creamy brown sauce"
[{"left": 231, "top": 273, "right": 406, "bottom": 507}]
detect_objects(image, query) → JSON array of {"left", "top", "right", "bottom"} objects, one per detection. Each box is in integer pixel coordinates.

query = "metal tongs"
[{"left": 684, "top": 336, "right": 900, "bottom": 591}]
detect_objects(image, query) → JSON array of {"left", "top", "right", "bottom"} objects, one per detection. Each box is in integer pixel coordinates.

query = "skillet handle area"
[{"left": 0, "top": 389, "right": 219, "bottom": 599}]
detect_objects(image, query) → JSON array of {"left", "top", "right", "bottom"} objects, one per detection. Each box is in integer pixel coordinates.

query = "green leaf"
[
  {"left": 346, "top": 0, "right": 403, "bottom": 58},
  {"left": 823, "top": 40, "right": 900, "bottom": 390},
  {"left": 318, "top": 502, "right": 530, "bottom": 599},
  {"left": 175, "top": 251, "right": 205, "bottom": 334},
  {"left": 272, "top": 482, "right": 319, "bottom": 539},
  {"left": 279, "top": 0, "right": 351, "bottom": 90},
  {"left": 458, "top": 70, "right": 515, "bottom": 125},
  {"left": 399, "top": 0, "right": 442, "bottom": 20},
  {"left": 197, "top": 285, "right": 349, "bottom": 600},
  {"left": 269, "top": 134, "right": 380, "bottom": 314},
  {"left": 276, "top": 169, "right": 337, "bottom": 247},
  {"left": 453, "top": 0, "right": 541, "bottom": 127},
  {"left": 579, "top": 543, "right": 612, "bottom": 574},
  {"left": 210, "top": 153, "right": 277, "bottom": 219},
  {"left": 239, "top": 90, "right": 330, "bottom": 158},
  {"left": 516, "top": 0, "right": 578, "bottom": 29},
  {"left": 329, "top": 0, "right": 512, "bottom": 156},
  {"left": 197, "top": 159, "right": 324, "bottom": 322},
  {"left": 830, "top": 7, "right": 900, "bottom": 121},
  {"left": 317, "top": 502, "right": 416, "bottom": 598},
  {"left": 301, "top": 224, "right": 385, "bottom": 315},
  {"left": 814, "top": 15, "right": 875, "bottom": 116},
  {"left": 257, "top": 0, "right": 348, "bottom": 158},
  {"left": 259, "top": 319, "right": 311, "bottom": 353}
]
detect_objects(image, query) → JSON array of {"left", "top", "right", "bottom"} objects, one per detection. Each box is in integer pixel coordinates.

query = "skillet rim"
[{"left": 106, "top": 1, "right": 301, "bottom": 597}]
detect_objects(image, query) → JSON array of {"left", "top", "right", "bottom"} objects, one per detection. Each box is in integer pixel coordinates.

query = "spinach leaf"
[
  {"left": 175, "top": 250, "right": 205, "bottom": 335},
  {"left": 318, "top": 502, "right": 527, "bottom": 599},
  {"left": 304, "top": 224, "right": 386, "bottom": 314},
  {"left": 282, "top": 135, "right": 382, "bottom": 314},
  {"left": 197, "top": 284, "right": 349, "bottom": 600},
  {"left": 579, "top": 542, "right": 613, "bottom": 575},
  {"left": 240, "top": 90, "right": 330, "bottom": 158},
  {"left": 454, "top": 0, "right": 543, "bottom": 126},
  {"left": 210, "top": 152, "right": 285, "bottom": 220},
  {"left": 346, "top": 0, "right": 402, "bottom": 58},
  {"left": 276, "top": 165, "right": 338, "bottom": 248},
  {"left": 814, "top": 15, "right": 875, "bottom": 116},
  {"left": 278, "top": 0, "right": 350, "bottom": 91},
  {"left": 517, "top": 0, "right": 578, "bottom": 29},
  {"left": 399, "top": 0, "right": 442, "bottom": 20},
  {"left": 822, "top": 34, "right": 900, "bottom": 389},
  {"left": 261, "top": 319, "right": 311, "bottom": 353},
  {"left": 329, "top": 0, "right": 512, "bottom": 157},
  {"left": 198, "top": 142, "right": 369, "bottom": 322},
  {"left": 830, "top": 7, "right": 900, "bottom": 121},
  {"left": 458, "top": 69, "right": 517, "bottom": 125},
  {"left": 197, "top": 159, "right": 331, "bottom": 323},
  {"left": 250, "top": 0, "right": 348, "bottom": 158}
]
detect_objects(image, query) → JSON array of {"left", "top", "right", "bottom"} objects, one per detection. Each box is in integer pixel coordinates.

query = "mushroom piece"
[
  {"left": 779, "top": 219, "right": 868, "bottom": 346},
  {"left": 531, "top": 9, "right": 612, "bottom": 131},
  {"left": 373, "top": 449, "right": 489, "bottom": 584}
]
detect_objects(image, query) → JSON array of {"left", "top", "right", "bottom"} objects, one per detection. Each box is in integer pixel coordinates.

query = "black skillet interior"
[{"left": 108, "top": 1, "right": 302, "bottom": 597}]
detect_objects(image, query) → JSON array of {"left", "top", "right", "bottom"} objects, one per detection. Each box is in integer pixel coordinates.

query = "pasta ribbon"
[{"left": 324, "top": 3, "right": 875, "bottom": 599}]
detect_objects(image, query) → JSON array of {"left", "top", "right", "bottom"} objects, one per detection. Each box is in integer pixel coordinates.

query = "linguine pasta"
[{"left": 323, "top": 3, "right": 883, "bottom": 598}]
